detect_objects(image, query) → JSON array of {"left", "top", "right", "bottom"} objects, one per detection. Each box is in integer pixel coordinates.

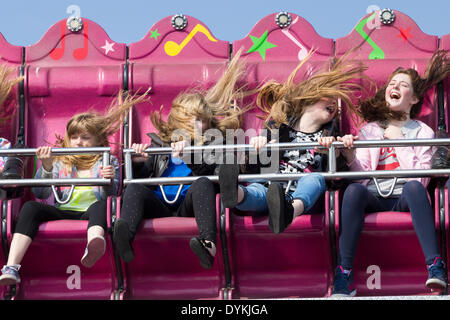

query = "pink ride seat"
[
  {"left": 4, "top": 18, "right": 126, "bottom": 299},
  {"left": 227, "top": 12, "right": 336, "bottom": 298},
  {"left": 334, "top": 9, "right": 444, "bottom": 296},
  {"left": 122, "top": 15, "right": 230, "bottom": 299}
]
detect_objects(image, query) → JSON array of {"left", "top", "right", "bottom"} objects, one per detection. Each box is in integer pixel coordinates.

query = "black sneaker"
[
  {"left": 113, "top": 219, "right": 134, "bottom": 263},
  {"left": 266, "top": 182, "right": 294, "bottom": 234},
  {"left": 1, "top": 157, "right": 24, "bottom": 180},
  {"left": 331, "top": 266, "right": 357, "bottom": 297},
  {"left": 218, "top": 163, "right": 240, "bottom": 208},
  {"left": 190, "top": 237, "right": 215, "bottom": 269},
  {"left": 426, "top": 257, "right": 447, "bottom": 291}
]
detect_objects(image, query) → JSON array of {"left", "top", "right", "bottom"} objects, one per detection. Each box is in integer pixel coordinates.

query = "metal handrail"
[
  {"left": 122, "top": 138, "right": 450, "bottom": 155},
  {"left": 123, "top": 138, "right": 450, "bottom": 186},
  {"left": 0, "top": 147, "right": 112, "bottom": 204},
  {"left": 123, "top": 169, "right": 450, "bottom": 186}
]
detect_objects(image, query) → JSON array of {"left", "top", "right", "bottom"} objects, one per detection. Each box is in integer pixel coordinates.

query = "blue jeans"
[{"left": 235, "top": 173, "right": 326, "bottom": 215}]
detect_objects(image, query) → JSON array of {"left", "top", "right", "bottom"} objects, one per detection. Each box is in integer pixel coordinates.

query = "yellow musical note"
[{"left": 164, "top": 24, "right": 218, "bottom": 56}]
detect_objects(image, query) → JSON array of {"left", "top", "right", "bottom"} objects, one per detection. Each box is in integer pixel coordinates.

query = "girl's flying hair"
[
  {"left": 359, "top": 50, "right": 450, "bottom": 123},
  {"left": 56, "top": 88, "right": 151, "bottom": 170},
  {"left": 256, "top": 50, "right": 369, "bottom": 128},
  {"left": 150, "top": 49, "right": 252, "bottom": 145}
]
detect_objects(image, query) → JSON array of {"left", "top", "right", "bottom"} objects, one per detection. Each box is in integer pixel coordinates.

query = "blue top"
[{"left": 153, "top": 156, "right": 192, "bottom": 206}]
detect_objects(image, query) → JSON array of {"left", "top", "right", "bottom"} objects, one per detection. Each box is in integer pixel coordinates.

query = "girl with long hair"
[
  {"left": 332, "top": 50, "right": 450, "bottom": 297},
  {"left": 0, "top": 89, "right": 149, "bottom": 285},
  {"left": 219, "top": 52, "right": 367, "bottom": 234},
  {"left": 113, "top": 52, "right": 249, "bottom": 269}
]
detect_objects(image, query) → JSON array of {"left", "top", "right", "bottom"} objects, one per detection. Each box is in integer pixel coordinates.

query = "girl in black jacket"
[{"left": 114, "top": 52, "right": 249, "bottom": 269}]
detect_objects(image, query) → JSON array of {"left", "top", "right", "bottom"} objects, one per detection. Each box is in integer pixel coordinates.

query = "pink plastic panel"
[
  {"left": 229, "top": 210, "right": 332, "bottom": 298},
  {"left": 233, "top": 12, "right": 335, "bottom": 136},
  {"left": 336, "top": 10, "right": 439, "bottom": 135},
  {"left": 0, "top": 32, "right": 23, "bottom": 143},
  {"left": 440, "top": 34, "right": 450, "bottom": 134},
  {"left": 119, "top": 195, "right": 225, "bottom": 299},
  {"left": 6, "top": 18, "right": 126, "bottom": 299}
]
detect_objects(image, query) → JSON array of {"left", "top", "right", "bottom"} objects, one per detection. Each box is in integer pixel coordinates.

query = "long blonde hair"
[
  {"left": 257, "top": 51, "right": 369, "bottom": 128},
  {"left": 150, "top": 50, "right": 252, "bottom": 144},
  {"left": 0, "top": 64, "right": 23, "bottom": 124},
  {"left": 56, "top": 88, "right": 150, "bottom": 170}
]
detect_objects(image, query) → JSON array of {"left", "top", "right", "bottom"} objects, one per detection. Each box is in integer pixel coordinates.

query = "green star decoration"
[
  {"left": 150, "top": 29, "right": 160, "bottom": 40},
  {"left": 246, "top": 30, "right": 277, "bottom": 60}
]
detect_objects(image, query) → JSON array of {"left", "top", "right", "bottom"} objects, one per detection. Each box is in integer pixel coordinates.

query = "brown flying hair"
[
  {"left": 359, "top": 50, "right": 450, "bottom": 123},
  {"left": 150, "top": 49, "right": 253, "bottom": 145},
  {"left": 0, "top": 64, "right": 23, "bottom": 125},
  {"left": 55, "top": 88, "right": 151, "bottom": 170},
  {"left": 256, "top": 50, "right": 369, "bottom": 128}
]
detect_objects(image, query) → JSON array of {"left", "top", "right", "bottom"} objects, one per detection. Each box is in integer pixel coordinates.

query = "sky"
[{"left": 0, "top": 0, "right": 448, "bottom": 47}]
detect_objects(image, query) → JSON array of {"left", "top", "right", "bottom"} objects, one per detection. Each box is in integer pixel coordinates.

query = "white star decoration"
[{"left": 101, "top": 40, "right": 115, "bottom": 55}]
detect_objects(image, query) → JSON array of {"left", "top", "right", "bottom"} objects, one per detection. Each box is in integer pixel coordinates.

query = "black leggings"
[
  {"left": 15, "top": 200, "right": 107, "bottom": 239},
  {"left": 338, "top": 181, "right": 440, "bottom": 269},
  {"left": 120, "top": 177, "right": 218, "bottom": 243}
]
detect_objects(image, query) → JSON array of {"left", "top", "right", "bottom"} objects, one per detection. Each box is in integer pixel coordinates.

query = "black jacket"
[{"left": 132, "top": 132, "right": 219, "bottom": 179}]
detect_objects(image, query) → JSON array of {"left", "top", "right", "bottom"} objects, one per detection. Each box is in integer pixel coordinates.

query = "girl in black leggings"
[{"left": 114, "top": 51, "right": 250, "bottom": 269}]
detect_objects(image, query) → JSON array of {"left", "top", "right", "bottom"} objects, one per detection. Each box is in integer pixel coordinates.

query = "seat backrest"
[
  {"left": 124, "top": 15, "right": 230, "bottom": 299},
  {"left": 25, "top": 18, "right": 127, "bottom": 200},
  {"left": 228, "top": 12, "right": 336, "bottom": 299},
  {"left": 232, "top": 12, "right": 335, "bottom": 137},
  {"left": 336, "top": 9, "right": 439, "bottom": 136},
  {"left": 334, "top": 10, "right": 442, "bottom": 296},
  {"left": 0, "top": 32, "right": 23, "bottom": 144},
  {"left": 128, "top": 15, "right": 229, "bottom": 148},
  {"left": 9, "top": 17, "right": 126, "bottom": 300},
  {"left": 439, "top": 34, "right": 450, "bottom": 134}
]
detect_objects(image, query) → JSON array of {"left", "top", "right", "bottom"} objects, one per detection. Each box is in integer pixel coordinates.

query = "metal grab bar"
[
  {"left": 0, "top": 147, "right": 111, "bottom": 156},
  {"left": 122, "top": 138, "right": 450, "bottom": 155},
  {"left": 0, "top": 148, "right": 112, "bottom": 196},
  {"left": 123, "top": 168, "right": 450, "bottom": 186},
  {"left": 0, "top": 178, "right": 111, "bottom": 187}
]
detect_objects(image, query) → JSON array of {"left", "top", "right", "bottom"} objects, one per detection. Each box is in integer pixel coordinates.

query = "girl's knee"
[
  {"left": 299, "top": 173, "right": 325, "bottom": 193},
  {"left": 344, "top": 183, "right": 367, "bottom": 197},
  {"left": 403, "top": 180, "right": 425, "bottom": 194}
]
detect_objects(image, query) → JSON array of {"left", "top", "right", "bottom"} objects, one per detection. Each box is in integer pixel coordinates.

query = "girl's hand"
[
  {"left": 99, "top": 165, "right": 115, "bottom": 179},
  {"left": 250, "top": 136, "right": 276, "bottom": 152},
  {"left": 171, "top": 140, "right": 190, "bottom": 159},
  {"left": 36, "top": 146, "right": 53, "bottom": 172},
  {"left": 131, "top": 143, "right": 149, "bottom": 162},
  {"left": 315, "top": 136, "right": 336, "bottom": 154},
  {"left": 337, "top": 135, "right": 358, "bottom": 163}
]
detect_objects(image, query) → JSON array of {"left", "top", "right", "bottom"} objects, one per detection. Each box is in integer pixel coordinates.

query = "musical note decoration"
[
  {"left": 164, "top": 24, "right": 218, "bottom": 57},
  {"left": 281, "top": 17, "right": 308, "bottom": 61},
  {"left": 355, "top": 12, "right": 385, "bottom": 60},
  {"left": 246, "top": 30, "right": 277, "bottom": 61},
  {"left": 50, "top": 20, "right": 89, "bottom": 61}
]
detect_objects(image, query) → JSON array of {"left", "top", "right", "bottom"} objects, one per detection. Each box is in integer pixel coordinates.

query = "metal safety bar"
[
  {"left": 123, "top": 138, "right": 450, "bottom": 187},
  {"left": 0, "top": 147, "right": 112, "bottom": 203}
]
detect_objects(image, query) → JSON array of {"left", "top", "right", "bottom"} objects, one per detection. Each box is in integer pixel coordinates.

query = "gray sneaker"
[{"left": 0, "top": 265, "right": 21, "bottom": 286}]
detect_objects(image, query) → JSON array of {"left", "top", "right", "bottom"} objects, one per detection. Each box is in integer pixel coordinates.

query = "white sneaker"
[{"left": 81, "top": 236, "right": 106, "bottom": 268}]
